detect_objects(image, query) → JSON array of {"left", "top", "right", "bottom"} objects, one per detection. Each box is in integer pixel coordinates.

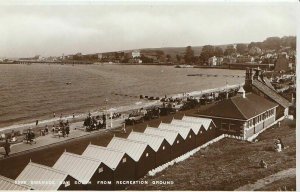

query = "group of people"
[
  {"left": 83, "top": 113, "right": 106, "bottom": 131},
  {"left": 51, "top": 120, "right": 70, "bottom": 138},
  {"left": 274, "top": 137, "right": 285, "bottom": 152},
  {"left": 25, "top": 129, "right": 36, "bottom": 144}
]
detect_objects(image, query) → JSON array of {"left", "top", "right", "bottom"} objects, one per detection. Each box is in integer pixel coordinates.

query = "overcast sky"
[{"left": 0, "top": 1, "right": 297, "bottom": 58}]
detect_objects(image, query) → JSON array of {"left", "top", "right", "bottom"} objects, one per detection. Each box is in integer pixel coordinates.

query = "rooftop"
[{"left": 197, "top": 93, "right": 278, "bottom": 120}]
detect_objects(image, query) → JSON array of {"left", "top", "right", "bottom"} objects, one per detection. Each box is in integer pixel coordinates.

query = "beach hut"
[
  {"left": 171, "top": 119, "right": 206, "bottom": 146},
  {"left": 0, "top": 175, "right": 31, "bottom": 191},
  {"left": 158, "top": 123, "right": 196, "bottom": 152},
  {"left": 107, "top": 137, "right": 156, "bottom": 179},
  {"left": 16, "top": 162, "right": 81, "bottom": 190},
  {"left": 182, "top": 116, "right": 217, "bottom": 142},
  {"left": 127, "top": 131, "right": 172, "bottom": 167},
  {"left": 53, "top": 152, "right": 114, "bottom": 190},
  {"left": 82, "top": 144, "right": 136, "bottom": 189},
  {"left": 144, "top": 127, "right": 186, "bottom": 159}
]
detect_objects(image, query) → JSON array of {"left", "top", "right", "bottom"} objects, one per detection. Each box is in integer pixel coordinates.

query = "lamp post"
[{"left": 105, "top": 98, "right": 108, "bottom": 129}]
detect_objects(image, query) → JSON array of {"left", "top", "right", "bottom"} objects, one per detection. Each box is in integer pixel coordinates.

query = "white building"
[{"left": 132, "top": 50, "right": 140, "bottom": 58}]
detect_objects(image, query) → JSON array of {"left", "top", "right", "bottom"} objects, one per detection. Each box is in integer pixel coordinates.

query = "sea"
[{"left": 0, "top": 64, "right": 244, "bottom": 129}]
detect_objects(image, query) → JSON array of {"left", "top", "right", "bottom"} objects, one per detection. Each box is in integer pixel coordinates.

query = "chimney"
[
  {"left": 237, "top": 87, "right": 246, "bottom": 98},
  {"left": 244, "top": 68, "right": 253, "bottom": 92}
]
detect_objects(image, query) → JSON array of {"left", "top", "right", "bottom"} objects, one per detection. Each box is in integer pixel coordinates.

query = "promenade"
[{"left": 0, "top": 118, "right": 125, "bottom": 159}]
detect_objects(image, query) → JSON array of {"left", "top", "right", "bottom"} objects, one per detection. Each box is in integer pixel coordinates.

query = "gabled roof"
[
  {"left": 127, "top": 131, "right": 165, "bottom": 152},
  {"left": 82, "top": 144, "right": 125, "bottom": 170},
  {"left": 53, "top": 152, "right": 102, "bottom": 184},
  {"left": 252, "top": 80, "right": 290, "bottom": 108},
  {"left": 171, "top": 119, "right": 201, "bottom": 134},
  {"left": 144, "top": 127, "right": 178, "bottom": 145},
  {"left": 107, "top": 137, "right": 148, "bottom": 162},
  {"left": 0, "top": 175, "right": 31, "bottom": 191},
  {"left": 16, "top": 162, "right": 68, "bottom": 190},
  {"left": 158, "top": 123, "right": 190, "bottom": 139},
  {"left": 182, "top": 116, "right": 214, "bottom": 130},
  {"left": 197, "top": 93, "right": 278, "bottom": 120}
]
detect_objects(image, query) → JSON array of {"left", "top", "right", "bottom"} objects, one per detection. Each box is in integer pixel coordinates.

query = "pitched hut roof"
[
  {"left": 182, "top": 116, "right": 215, "bottom": 130},
  {"left": 82, "top": 144, "right": 125, "bottom": 170},
  {"left": 144, "top": 127, "right": 178, "bottom": 145},
  {"left": 53, "top": 152, "right": 102, "bottom": 184},
  {"left": 128, "top": 131, "right": 165, "bottom": 152},
  {"left": 107, "top": 137, "right": 148, "bottom": 162},
  {"left": 158, "top": 123, "right": 190, "bottom": 139},
  {"left": 171, "top": 119, "right": 201, "bottom": 134},
  {"left": 0, "top": 175, "right": 31, "bottom": 191},
  {"left": 16, "top": 162, "right": 68, "bottom": 190}
]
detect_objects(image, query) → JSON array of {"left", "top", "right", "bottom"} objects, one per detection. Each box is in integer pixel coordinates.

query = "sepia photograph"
[{"left": 0, "top": 0, "right": 297, "bottom": 191}]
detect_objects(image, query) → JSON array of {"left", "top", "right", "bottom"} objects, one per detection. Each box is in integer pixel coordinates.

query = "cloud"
[{"left": 0, "top": 2, "right": 296, "bottom": 58}]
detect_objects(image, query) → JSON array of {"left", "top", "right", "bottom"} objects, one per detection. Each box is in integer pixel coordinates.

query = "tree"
[
  {"left": 176, "top": 54, "right": 182, "bottom": 63},
  {"left": 262, "top": 37, "right": 281, "bottom": 50},
  {"left": 236, "top": 44, "right": 248, "bottom": 55},
  {"left": 224, "top": 45, "right": 236, "bottom": 56},
  {"left": 166, "top": 54, "right": 172, "bottom": 62},
  {"left": 199, "top": 45, "right": 215, "bottom": 63},
  {"left": 214, "top": 47, "right": 224, "bottom": 57},
  {"left": 184, "top": 46, "right": 195, "bottom": 63}
]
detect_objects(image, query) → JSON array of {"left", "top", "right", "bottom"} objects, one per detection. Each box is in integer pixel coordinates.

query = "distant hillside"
[{"left": 120, "top": 44, "right": 229, "bottom": 57}]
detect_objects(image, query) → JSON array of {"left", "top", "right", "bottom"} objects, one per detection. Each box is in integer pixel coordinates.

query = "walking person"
[
  {"left": 53, "top": 112, "right": 56, "bottom": 118},
  {"left": 72, "top": 113, "right": 75, "bottom": 118},
  {"left": 65, "top": 125, "right": 70, "bottom": 137},
  {"left": 4, "top": 139, "right": 10, "bottom": 157},
  {"left": 36, "top": 120, "right": 39, "bottom": 126}
]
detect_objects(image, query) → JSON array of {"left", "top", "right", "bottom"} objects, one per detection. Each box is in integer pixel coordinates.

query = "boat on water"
[{"left": 175, "top": 64, "right": 194, "bottom": 68}]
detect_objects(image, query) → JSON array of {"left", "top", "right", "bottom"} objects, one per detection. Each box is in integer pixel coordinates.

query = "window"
[
  {"left": 122, "top": 157, "right": 126, "bottom": 163},
  {"left": 210, "top": 127, "right": 212, "bottom": 130},
  {"left": 146, "top": 153, "right": 149, "bottom": 157},
  {"left": 99, "top": 167, "right": 103, "bottom": 173},
  {"left": 177, "top": 140, "right": 180, "bottom": 144},
  {"left": 162, "top": 146, "right": 165, "bottom": 150},
  {"left": 200, "top": 131, "right": 203, "bottom": 134},
  {"left": 189, "top": 135, "right": 192, "bottom": 139}
]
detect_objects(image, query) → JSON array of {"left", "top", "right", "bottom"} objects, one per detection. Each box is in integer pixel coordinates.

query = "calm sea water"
[{"left": 0, "top": 64, "right": 244, "bottom": 128}]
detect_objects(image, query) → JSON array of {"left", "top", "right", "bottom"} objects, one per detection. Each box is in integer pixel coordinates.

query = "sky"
[{"left": 0, "top": 1, "right": 297, "bottom": 58}]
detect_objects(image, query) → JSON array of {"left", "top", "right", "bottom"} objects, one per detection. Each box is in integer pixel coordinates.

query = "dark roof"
[
  {"left": 198, "top": 93, "right": 278, "bottom": 120},
  {"left": 252, "top": 80, "right": 290, "bottom": 108}
]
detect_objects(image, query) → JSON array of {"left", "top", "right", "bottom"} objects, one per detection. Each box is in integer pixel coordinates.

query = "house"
[
  {"left": 143, "top": 127, "right": 186, "bottom": 159},
  {"left": 132, "top": 50, "right": 140, "bottom": 58},
  {"left": 223, "top": 56, "right": 237, "bottom": 64},
  {"left": 158, "top": 123, "right": 196, "bottom": 152},
  {"left": 244, "top": 68, "right": 290, "bottom": 119},
  {"left": 127, "top": 131, "right": 172, "bottom": 167},
  {"left": 16, "top": 162, "right": 81, "bottom": 190},
  {"left": 107, "top": 137, "right": 156, "bottom": 179},
  {"left": 81, "top": 144, "right": 136, "bottom": 189},
  {"left": 0, "top": 175, "right": 31, "bottom": 191},
  {"left": 53, "top": 152, "right": 114, "bottom": 190},
  {"left": 208, "top": 56, "right": 217, "bottom": 66},
  {"left": 236, "top": 56, "right": 255, "bottom": 63},
  {"left": 196, "top": 87, "right": 278, "bottom": 139},
  {"left": 170, "top": 119, "right": 207, "bottom": 146},
  {"left": 181, "top": 116, "right": 217, "bottom": 142}
]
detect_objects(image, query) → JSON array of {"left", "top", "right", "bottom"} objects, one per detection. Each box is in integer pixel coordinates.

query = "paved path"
[
  {"left": 235, "top": 168, "right": 296, "bottom": 191},
  {"left": 0, "top": 118, "right": 125, "bottom": 159}
]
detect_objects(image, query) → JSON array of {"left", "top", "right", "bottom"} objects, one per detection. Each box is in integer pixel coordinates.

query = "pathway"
[{"left": 235, "top": 168, "right": 296, "bottom": 191}]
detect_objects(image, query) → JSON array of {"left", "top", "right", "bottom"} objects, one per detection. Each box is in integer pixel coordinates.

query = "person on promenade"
[
  {"left": 73, "top": 113, "right": 75, "bottom": 118},
  {"left": 65, "top": 125, "right": 70, "bottom": 137},
  {"left": 45, "top": 125, "right": 49, "bottom": 135},
  {"left": 61, "top": 127, "right": 66, "bottom": 138},
  {"left": 53, "top": 112, "right": 56, "bottom": 118},
  {"left": 36, "top": 120, "right": 39, "bottom": 126},
  {"left": 4, "top": 139, "right": 10, "bottom": 157}
]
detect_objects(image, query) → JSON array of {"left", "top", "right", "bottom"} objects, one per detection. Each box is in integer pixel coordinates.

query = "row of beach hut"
[{"left": 0, "top": 116, "right": 217, "bottom": 191}]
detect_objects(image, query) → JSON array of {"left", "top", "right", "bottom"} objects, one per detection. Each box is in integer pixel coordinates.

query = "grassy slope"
[{"left": 128, "top": 119, "right": 296, "bottom": 190}]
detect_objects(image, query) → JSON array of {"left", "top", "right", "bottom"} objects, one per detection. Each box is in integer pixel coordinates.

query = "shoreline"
[{"left": 0, "top": 83, "right": 243, "bottom": 134}]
